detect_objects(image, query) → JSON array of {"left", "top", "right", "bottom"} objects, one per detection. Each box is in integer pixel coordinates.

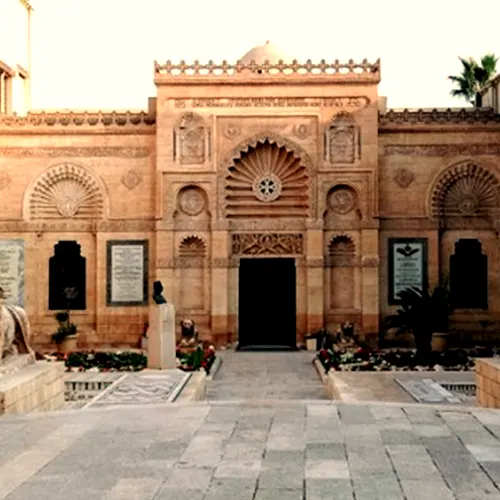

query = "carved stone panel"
[
  {"left": 176, "top": 113, "right": 207, "bottom": 164},
  {"left": 232, "top": 233, "right": 303, "bottom": 255},
  {"left": 326, "top": 113, "right": 359, "bottom": 164}
]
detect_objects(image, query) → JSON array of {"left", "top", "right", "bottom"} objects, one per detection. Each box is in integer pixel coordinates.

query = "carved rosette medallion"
[
  {"left": 0, "top": 173, "right": 11, "bottom": 190},
  {"left": 178, "top": 188, "right": 205, "bottom": 216},
  {"left": 328, "top": 188, "right": 357, "bottom": 214},
  {"left": 294, "top": 124, "right": 309, "bottom": 140},
  {"left": 393, "top": 168, "right": 415, "bottom": 188},
  {"left": 223, "top": 124, "right": 241, "bottom": 140},
  {"left": 232, "top": 233, "right": 303, "bottom": 255},
  {"left": 122, "top": 170, "right": 142, "bottom": 190},
  {"left": 252, "top": 174, "right": 282, "bottom": 202},
  {"left": 56, "top": 198, "right": 80, "bottom": 217},
  {"left": 458, "top": 195, "right": 479, "bottom": 215}
]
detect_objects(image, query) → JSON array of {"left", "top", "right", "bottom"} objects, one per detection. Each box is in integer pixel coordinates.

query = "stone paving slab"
[
  {"left": 84, "top": 369, "right": 191, "bottom": 409},
  {"left": 2, "top": 402, "right": 500, "bottom": 499},
  {"left": 206, "top": 351, "right": 327, "bottom": 400},
  {"left": 396, "top": 378, "right": 462, "bottom": 404}
]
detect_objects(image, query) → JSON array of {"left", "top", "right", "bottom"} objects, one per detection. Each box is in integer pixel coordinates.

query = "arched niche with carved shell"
[
  {"left": 225, "top": 139, "right": 309, "bottom": 218},
  {"left": 26, "top": 163, "right": 106, "bottom": 220},
  {"left": 430, "top": 162, "right": 500, "bottom": 222}
]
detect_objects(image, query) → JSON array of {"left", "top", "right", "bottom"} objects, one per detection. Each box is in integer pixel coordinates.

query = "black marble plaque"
[
  {"left": 388, "top": 238, "right": 428, "bottom": 304},
  {"left": 106, "top": 240, "right": 148, "bottom": 306}
]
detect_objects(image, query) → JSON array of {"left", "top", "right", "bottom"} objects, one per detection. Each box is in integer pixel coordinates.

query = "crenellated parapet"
[
  {"left": 379, "top": 107, "right": 500, "bottom": 130},
  {"left": 0, "top": 110, "right": 156, "bottom": 133},
  {"left": 154, "top": 59, "right": 381, "bottom": 85}
]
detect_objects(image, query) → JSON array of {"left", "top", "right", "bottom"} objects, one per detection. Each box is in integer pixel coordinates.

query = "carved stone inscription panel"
[{"left": 232, "top": 233, "right": 304, "bottom": 255}]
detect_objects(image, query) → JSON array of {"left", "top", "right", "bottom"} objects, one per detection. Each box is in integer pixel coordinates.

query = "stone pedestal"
[{"left": 147, "top": 302, "right": 176, "bottom": 369}]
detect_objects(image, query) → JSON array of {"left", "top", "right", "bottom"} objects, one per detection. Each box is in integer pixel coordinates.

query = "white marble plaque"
[
  {"left": 107, "top": 241, "right": 148, "bottom": 305},
  {"left": 0, "top": 239, "right": 24, "bottom": 306},
  {"left": 389, "top": 238, "right": 427, "bottom": 303}
]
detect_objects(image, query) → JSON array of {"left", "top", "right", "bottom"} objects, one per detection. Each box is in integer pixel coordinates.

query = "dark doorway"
[
  {"left": 49, "top": 241, "right": 86, "bottom": 310},
  {"left": 450, "top": 239, "right": 488, "bottom": 309},
  {"left": 238, "top": 258, "right": 296, "bottom": 350}
]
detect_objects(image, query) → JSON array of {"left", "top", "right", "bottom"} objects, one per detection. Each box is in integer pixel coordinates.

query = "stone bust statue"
[{"left": 152, "top": 281, "right": 167, "bottom": 305}]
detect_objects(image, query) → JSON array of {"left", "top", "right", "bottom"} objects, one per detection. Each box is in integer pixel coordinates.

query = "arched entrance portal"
[{"left": 225, "top": 138, "right": 310, "bottom": 350}]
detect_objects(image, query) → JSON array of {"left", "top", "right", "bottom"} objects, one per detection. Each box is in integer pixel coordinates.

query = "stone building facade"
[{"left": 2, "top": 20, "right": 500, "bottom": 348}]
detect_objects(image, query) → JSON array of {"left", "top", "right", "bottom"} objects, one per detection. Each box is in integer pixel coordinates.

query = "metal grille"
[{"left": 439, "top": 382, "right": 476, "bottom": 397}]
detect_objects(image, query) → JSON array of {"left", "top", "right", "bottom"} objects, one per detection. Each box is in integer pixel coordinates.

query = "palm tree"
[
  {"left": 384, "top": 284, "right": 454, "bottom": 364},
  {"left": 448, "top": 54, "right": 498, "bottom": 107}
]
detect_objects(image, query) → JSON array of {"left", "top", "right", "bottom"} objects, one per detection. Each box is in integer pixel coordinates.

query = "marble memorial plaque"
[
  {"left": 106, "top": 240, "right": 148, "bottom": 306},
  {"left": 388, "top": 238, "right": 428, "bottom": 304},
  {"left": 395, "top": 378, "right": 461, "bottom": 404},
  {"left": 0, "top": 239, "right": 24, "bottom": 306}
]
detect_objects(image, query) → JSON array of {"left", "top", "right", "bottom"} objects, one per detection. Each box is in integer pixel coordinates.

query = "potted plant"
[
  {"left": 51, "top": 311, "right": 78, "bottom": 354},
  {"left": 385, "top": 283, "right": 454, "bottom": 363},
  {"left": 51, "top": 287, "right": 79, "bottom": 354}
]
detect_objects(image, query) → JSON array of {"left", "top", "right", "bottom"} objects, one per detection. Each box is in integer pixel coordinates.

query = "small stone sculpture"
[
  {"left": 0, "top": 287, "right": 33, "bottom": 361},
  {"left": 152, "top": 281, "right": 167, "bottom": 305},
  {"left": 179, "top": 319, "right": 197, "bottom": 347}
]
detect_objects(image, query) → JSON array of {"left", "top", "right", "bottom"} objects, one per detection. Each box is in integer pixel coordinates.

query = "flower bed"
[
  {"left": 45, "top": 348, "right": 216, "bottom": 374},
  {"left": 316, "top": 346, "right": 497, "bottom": 373},
  {"left": 176, "top": 344, "right": 216, "bottom": 374}
]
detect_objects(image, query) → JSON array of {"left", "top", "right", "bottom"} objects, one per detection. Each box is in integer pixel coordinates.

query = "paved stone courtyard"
[
  {"left": 2, "top": 351, "right": 500, "bottom": 499},
  {"left": 2, "top": 401, "right": 500, "bottom": 499}
]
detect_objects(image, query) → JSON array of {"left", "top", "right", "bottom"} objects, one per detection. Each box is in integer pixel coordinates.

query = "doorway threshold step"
[{"left": 237, "top": 345, "right": 298, "bottom": 352}]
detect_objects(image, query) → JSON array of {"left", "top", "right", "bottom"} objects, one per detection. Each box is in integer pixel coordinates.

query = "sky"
[{"left": 29, "top": 0, "right": 500, "bottom": 111}]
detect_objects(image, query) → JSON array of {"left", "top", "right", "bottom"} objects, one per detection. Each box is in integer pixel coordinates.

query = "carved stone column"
[
  {"left": 211, "top": 230, "right": 229, "bottom": 346},
  {"left": 360, "top": 229, "right": 380, "bottom": 334},
  {"left": 306, "top": 227, "right": 324, "bottom": 337}
]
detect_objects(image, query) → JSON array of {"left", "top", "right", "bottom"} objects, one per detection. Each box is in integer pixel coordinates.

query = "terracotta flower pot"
[
  {"left": 57, "top": 335, "right": 78, "bottom": 355},
  {"left": 306, "top": 339, "right": 317, "bottom": 351},
  {"left": 432, "top": 332, "right": 449, "bottom": 353}
]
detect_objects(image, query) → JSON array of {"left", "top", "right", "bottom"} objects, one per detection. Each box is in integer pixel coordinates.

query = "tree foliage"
[{"left": 448, "top": 54, "right": 498, "bottom": 106}]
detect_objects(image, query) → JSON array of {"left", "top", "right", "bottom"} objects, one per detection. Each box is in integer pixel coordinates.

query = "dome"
[{"left": 239, "top": 41, "right": 291, "bottom": 64}]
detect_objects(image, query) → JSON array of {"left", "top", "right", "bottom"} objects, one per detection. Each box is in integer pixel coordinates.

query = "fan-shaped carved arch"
[
  {"left": 326, "top": 112, "right": 359, "bottom": 164},
  {"left": 174, "top": 112, "right": 207, "bottom": 164},
  {"left": 225, "top": 138, "right": 309, "bottom": 218},
  {"left": 328, "top": 235, "right": 356, "bottom": 266},
  {"left": 179, "top": 235, "right": 207, "bottom": 257},
  {"left": 431, "top": 162, "right": 500, "bottom": 218},
  {"left": 27, "top": 163, "right": 105, "bottom": 220}
]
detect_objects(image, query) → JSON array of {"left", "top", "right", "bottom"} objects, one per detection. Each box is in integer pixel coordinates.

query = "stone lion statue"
[{"left": 0, "top": 287, "right": 33, "bottom": 361}]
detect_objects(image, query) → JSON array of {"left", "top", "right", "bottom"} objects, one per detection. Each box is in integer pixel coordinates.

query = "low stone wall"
[
  {"left": 0, "top": 361, "right": 65, "bottom": 415},
  {"left": 476, "top": 358, "right": 500, "bottom": 408}
]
